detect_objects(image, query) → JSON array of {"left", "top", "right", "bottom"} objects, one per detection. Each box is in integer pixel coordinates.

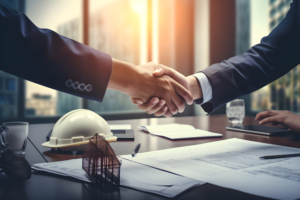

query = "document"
[
  {"left": 151, "top": 130, "right": 222, "bottom": 140},
  {"left": 208, "top": 158, "right": 300, "bottom": 200},
  {"left": 121, "top": 138, "right": 300, "bottom": 199},
  {"left": 139, "top": 123, "right": 222, "bottom": 139},
  {"left": 32, "top": 158, "right": 204, "bottom": 198},
  {"left": 139, "top": 123, "right": 194, "bottom": 132}
]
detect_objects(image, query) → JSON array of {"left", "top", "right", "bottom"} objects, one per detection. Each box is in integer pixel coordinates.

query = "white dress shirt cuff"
[{"left": 193, "top": 72, "right": 212, "bottom": 104}]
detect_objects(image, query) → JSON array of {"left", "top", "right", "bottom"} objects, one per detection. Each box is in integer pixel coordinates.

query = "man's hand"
[
  {"left": 108, "top": 60, "right": 193, "bottom": 115},
  {"left": 131, "top": 64, "right": 192, "bottom": 117},
  {"left": 131, "top": 64, "right": 203, "bottom": 117},
  {"left": 255, "top": 110, "right": 300, "bottom": 132}
]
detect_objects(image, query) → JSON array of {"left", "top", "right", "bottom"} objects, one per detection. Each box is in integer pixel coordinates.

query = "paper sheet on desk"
[
  {"left": 139, "top": 123, "right": 222, "bottom": 139},
  {"left": 32, "top": 158, "right": 204, "bottom": 198},
  {"left": 139, "top": 123, "right": 194, "bottom": 132},
  {"left": 121, "top": 138, "right": 300, "bottom": 200},
  {"left": 151, "top": 130, "right": 222, "bottom": 140}
]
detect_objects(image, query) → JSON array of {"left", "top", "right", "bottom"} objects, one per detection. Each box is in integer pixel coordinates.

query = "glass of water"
[
  {"left": 2, "top": 122, "right": 29, "bottom": 155},
  {"left": 226, "top": 99, "right": 245, "bottom": 125}
]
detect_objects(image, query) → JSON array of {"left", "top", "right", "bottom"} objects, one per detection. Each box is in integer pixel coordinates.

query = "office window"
[
  {"left": 87, "top": 0, "right": 148, "bottom": 114},
  {"left": 250, "top": 0, "right": 299, "bottom": 112},
  {"left": 25, "top": 0, "right": 82, "bottom": 117},
  {"left": 0, "top": 72, "right": 18, "bottom": 118},
  {"left": 0, "top": 0, "right": 24, "bottom": 119},
  {"left": 0, "top": 0, "right": 196, "bottom": 122}
]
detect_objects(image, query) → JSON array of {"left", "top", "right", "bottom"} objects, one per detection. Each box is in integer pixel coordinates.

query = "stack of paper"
[
  {"left": 121, "top": 138, "right": 300, "bottom": 200},
  {"left": 32, "top": 158, "right": 204, "bottom": 198},
  {"left": 138, "top": 123, "right": 222, "bottom": 139}
]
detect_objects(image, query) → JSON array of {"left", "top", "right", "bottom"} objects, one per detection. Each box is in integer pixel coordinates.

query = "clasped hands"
[
  {"left": 108, "top": 60, "right": 202, "bottom": 118},
  {"left": 130, "top": 63, "right": 202, "bottom": 117}
]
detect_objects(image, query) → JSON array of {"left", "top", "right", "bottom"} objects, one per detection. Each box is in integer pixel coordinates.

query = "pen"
[
  {"left": 132, "top": 142, "right": 141, "bottom": 157},
  {"left": 260, "top": 153, "right": 300, "bottom": 159}
]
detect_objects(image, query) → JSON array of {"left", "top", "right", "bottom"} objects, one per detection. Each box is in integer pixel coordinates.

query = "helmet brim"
[{"left": 42, "top": 136, "right": 117, "bottom": 148}]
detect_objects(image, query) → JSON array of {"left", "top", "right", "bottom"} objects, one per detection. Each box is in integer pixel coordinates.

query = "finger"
[
  {"left": 173, "top": 82, "right": 193, "bottom": 105},
  {"left": 154, "top": 106, "right": 168, "bottom": 117},
  {"left": 153, "top": 65, "right": 189, "bottom": 89},
  {"left": 163, "top": 110, "right": 173, "bottom": 118},
  {"left": 147, "top": 99, "right": 166, "bottom": 114},
  {"left": 165, "top": 99, "right": 178, "bottom": 115},
  {"left": 259, "top": 116, "right": 282, "bottom": 125},
  {"left": 137, "top": 97, "right": 159, "bottom": 111},
  {"left": 171, "top": 93, "right": 185, "bottom": 113},
  {"left": 255, "top": 110, "right": 277, "bottom": 120},
  {"left": 131, "top": 98, "right": 144, "bottom": 105}
]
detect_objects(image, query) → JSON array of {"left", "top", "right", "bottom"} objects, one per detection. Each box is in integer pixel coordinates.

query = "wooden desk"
[{"left": 2, "top": 115, "right": 300, "bottom": 200}]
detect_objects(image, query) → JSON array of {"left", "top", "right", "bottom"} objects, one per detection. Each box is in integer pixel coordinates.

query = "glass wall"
[
  {"left": 250, "top": 0, "right": 297, "bottom": 113},
  {"left": 24, "top": 0, "right": 150, "bottom": 118},
  {"left": 25, "top": 0, "right": 83, "bottom": 117},
  {"left": 0, "top": 0, "right": 195, "bottom": 122},
  {"left": 0, "top": 0, "right": 24, "bottom": 119},
  {"left": 0, "top": 71, "right": 18, "bottom": 118},
  {"left": 4, "top": 0, "right": 288, "bottom": 121},
  {"left": 87, "top": 0, "right": 147, "bottom": 114}
]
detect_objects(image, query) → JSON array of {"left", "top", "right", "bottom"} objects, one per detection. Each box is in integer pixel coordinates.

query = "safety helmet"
[{"left": 42, "top": 109, "right": 117, "bottom": 151}]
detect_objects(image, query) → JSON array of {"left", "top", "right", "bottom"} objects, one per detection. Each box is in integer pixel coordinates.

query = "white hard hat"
[{"left": 42, "top": 109, "right": 117, "bottom": 151}]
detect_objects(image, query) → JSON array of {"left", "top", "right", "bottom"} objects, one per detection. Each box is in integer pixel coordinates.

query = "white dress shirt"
[{"left": 192, "top": 72, "right": 212, "bottom": 104}]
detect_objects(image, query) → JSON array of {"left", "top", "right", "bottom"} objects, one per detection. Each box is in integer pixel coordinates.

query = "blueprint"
[
  {"left": 121, "top": 138, "right": 300, "bottom": 199},
  {"left": 32, "top": 158, "right": 204, "bottom": 198}
]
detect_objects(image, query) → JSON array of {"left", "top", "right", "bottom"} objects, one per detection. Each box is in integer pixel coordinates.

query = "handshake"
[{"left": 108, "top": 60, "right": 203, "bottom": 117}]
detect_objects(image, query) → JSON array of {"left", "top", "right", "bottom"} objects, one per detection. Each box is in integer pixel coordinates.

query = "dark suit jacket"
[
  {"left": 0, "top": 6, "right": 112, "bottom": 102},
  {"left": 198, "top": 0, "right": 300, "bottom": 114}
]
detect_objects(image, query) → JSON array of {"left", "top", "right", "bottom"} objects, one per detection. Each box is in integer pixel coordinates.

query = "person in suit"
[
  {"left": 134, "top": 0, "right": 300, "bottom": 118},
  {"left": 0, "top": 5, "right": 193, "bottom": 115}
]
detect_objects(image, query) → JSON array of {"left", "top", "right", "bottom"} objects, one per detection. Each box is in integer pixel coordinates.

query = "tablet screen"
[{"left": 226, "top": 125, "right": 290, "bottom": 136}]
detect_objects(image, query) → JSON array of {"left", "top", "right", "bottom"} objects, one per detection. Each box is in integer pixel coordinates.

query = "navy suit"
[
  {"left": 199, "top": 0, "right": 300, "bottom": 114},
  {"left": 0, "top": 6, "right": 112, "bottom": 102}
]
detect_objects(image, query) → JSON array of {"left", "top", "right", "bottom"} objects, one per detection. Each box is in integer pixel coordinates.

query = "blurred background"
[{"left": 0, "top": 0, "right": 297, "bottom": 123}]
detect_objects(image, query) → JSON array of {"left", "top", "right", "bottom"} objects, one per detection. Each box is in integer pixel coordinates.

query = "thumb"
[
  {"left": 130, "top": 98, "right": 144, "bottom": 105},
  {"left": 153, "top": 65, "right": 166, "bottom": 76}
]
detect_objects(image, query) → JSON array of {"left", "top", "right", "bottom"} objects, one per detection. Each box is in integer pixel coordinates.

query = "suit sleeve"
[
  {"left": 0, "top": 6, "right": 112, "bottom": 102},
  {"left": 199, "top": 0, "right": 300, "bottom": 114}
]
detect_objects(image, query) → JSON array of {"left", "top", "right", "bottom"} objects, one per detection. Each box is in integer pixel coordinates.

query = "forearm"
[{"left": 107, "top": 59, "right": 140, "bottom": 95}]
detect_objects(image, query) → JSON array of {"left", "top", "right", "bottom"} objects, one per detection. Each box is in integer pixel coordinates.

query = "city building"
[
  {"left": 0, "top": 71, "right": 18, "bottom": 118},
  {"left": 268, "top": 0, "right": 299, "bottom": 112},
  {"left": 251, "top": 0, "right": 299, "bottom": 112}
]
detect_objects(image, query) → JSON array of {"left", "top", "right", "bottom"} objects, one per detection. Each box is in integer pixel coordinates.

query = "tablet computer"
[{"left": 226, "top": 125, "right": 290, "bottom": 136}]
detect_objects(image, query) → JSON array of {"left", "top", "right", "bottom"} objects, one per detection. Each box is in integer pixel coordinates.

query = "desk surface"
[{"left": 2, "top": 115, "right": 300, "bottom": 200}]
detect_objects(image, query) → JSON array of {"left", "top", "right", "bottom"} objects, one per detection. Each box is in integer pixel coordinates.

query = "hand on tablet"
[{"left": 255, "top": 110, "right": 300, "bottom": 132}]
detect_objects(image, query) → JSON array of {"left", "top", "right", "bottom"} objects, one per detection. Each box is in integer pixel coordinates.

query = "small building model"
[{"left": 82, "top": 134, "right": 121, "bottom": 186}]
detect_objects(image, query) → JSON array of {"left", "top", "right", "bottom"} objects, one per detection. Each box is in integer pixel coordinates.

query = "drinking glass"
[
  {"left": 226, "top": 99, "right": 245, "bottom": 125},
  {"left": 2, "top": 122, "right": 29, "bottom": 155}
]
